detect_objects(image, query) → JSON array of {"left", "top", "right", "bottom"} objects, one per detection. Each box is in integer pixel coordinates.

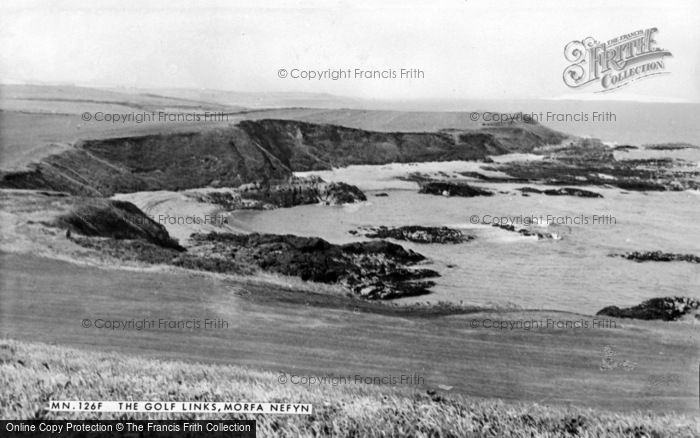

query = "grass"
[
  {"left": 2, "top": 339, "right": 698, "bottom": 437},
  {"left": 2, "top": 251, "right": 699, "bottom": 415}
]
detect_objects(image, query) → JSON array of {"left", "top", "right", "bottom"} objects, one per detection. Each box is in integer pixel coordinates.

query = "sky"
[{"left": 1, "top": 0, "right": 698, "bottom": 102}]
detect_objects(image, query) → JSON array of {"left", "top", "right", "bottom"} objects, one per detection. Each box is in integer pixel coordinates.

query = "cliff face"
[
  {"left": 0, "top": 128, "right": 291, "bottom": 196},
  {"left": 238, "top": 119, "right": 568, "bottom": 171},
  {"left": 0, "top": 119, "right": 568, "bottom": 195}
]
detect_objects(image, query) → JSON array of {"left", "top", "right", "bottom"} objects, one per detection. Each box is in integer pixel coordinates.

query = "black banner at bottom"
[{"left": 1, "top": 421, "right": 256, "bottom": 437}]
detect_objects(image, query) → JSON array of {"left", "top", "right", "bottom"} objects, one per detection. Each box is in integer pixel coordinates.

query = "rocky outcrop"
[
  {"left": 237, "top": 119, "right": 568, "bottom": 172},
  {"left": 188, "top": 232, "right": 438, "bottom": 299},
  {"left": 597, "top": 297, "right": 700, "bottom": 321},
  {"left": 613, "top": 145, "right": 638, "bottom": 151},
  {"left": 353, "top": 226, "right": 470, "bottom": 244},
  {"left": 0, "top": 127, "right": 297, "bottom": 196},
  {"left": 0, "top": 118, "right": 559, "bottom": 196},
  {"left": 491, "top": 223, "right": 560, "bottom": 240},
  {"left": 610, "top": 251, "right": 700, "bottom": 263},
  {"left": 53, "top": 198, "right": 183, "bottom": 250},
  {"left": 188, "top": 178, "right": 366, "bottom": 210},
  {"left": 320, "top": 182, "right": 367, "bottom": 204},
  {"left": 485, "top": 137, "right": 700, "bottom": 192},
  {"left": 517, "top": 187, "right": 603, "bottom": 198},
  {"left": 419, "top": 181, "right": 493, "bottom": 197},
  {"left": 644, "top": 142, "right": 698, "bottom": 150}
]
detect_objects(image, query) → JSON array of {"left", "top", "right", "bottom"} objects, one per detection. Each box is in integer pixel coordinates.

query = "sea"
[{"left": 121, "top": 100, "right": 700, "bottom": 315}]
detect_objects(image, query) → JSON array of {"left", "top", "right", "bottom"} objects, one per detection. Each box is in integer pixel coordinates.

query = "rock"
[
  {"left": 321, "top": 182, "right": 367, "bottom": 204},
  {"left": 610, "top": 251, "right": 700, "bottom": 263},
  {"left": 643, "top": 142, "right": 699, "bottom": 150},
  {"left": 596, "top": 297, "right": 700, "bottom": 321},
  {"left": 517, "top": 187, "right": 603, "bottom": 198},
  {"left": 483, "top": 137, "right": 700, "bottom": 192},
  {"left": 188, "top": 232, "right": 439, "bottom": 300},
  {"left": 419, "top": 181, "right": 493, "bottom": 197},
  {"left": 356, "top": 226, "right": 471, "bottom": 244},
  {"left": 189, "top": 178, "right": 366, "bottom": 210},
  {"left": 613, "top": 145, "right": 639, "bottom": 151},
  {"left": 491, "top": 223, "right": 560, "bottom": 240}
]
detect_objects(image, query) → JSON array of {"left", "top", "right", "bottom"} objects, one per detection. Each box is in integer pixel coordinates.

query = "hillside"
[
  {"left": 2, "top": 339, "right": 697, "bottom": 437},
  {"left": 0, "top": 118, "right": 568, "bottom": 196}
]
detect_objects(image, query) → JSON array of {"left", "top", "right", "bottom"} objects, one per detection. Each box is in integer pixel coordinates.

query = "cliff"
[{"left": 0, "top": 119, "right": 568, "bottom": 196}]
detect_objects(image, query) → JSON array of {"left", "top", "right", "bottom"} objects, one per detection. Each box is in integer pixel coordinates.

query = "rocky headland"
[
  {"left": 54, "top": 209, "right": 439, "bottom": 299},
  {"left": 187, "top": 232, "right": 439, "bottom": 299},
  {"left": 0, "top": 118, "right": 567, "bottom": 196},
  {"left": 484, "top": 138, "right": 700, "bottom": 192},
  {"left": 597, "top": 297, "right": 700, "bottom": 321},
  {"left": 610, "top": 251, "right": 700, "bottom": 264},
  {"left": 187, "top": 178, "right": 366, "bottom": 210}
]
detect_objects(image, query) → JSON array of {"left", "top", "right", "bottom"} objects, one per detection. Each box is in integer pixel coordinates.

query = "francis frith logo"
[{"left": 563, "top": 28, "right": 672, "bottom": 92}]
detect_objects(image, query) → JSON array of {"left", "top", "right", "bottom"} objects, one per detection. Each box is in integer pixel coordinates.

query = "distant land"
[{"left": 2, "top": 84, "right": 700, "bottom": 146}]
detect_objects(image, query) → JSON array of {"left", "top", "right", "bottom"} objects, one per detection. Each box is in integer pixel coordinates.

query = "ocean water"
[
  {"left": 377, "top": 99, "right": 700, "bottom": 146},
  {"left": 227, "top": 152, "right": 700, "bottom": 314}
]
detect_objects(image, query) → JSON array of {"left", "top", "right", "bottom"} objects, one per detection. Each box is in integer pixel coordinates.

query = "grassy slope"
[
  {"left": 1, "top": 340, "right": 697, "bottom": 437},
  {"left": 1, "top": 251, "right": 698, "bottom": 417},
  {"left": 0, "top": 84, "right": 245, "bottom": 171}
]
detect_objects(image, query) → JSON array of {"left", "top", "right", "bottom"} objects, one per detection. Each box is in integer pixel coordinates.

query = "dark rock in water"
[
  {"left": 491, "top": 223, "right": 560, "bottom": 240},
  {"left": 189, "top": 178, "right": 366, "bottom": 210},
  {"left": 188, "top": 232, "right": 438, "bottom": 300},
  {"left": 53, "top": 199, "right": 183, "bottom": 250},
  {"left": 357, "top": 225, "right": 471, "bottom": 244},
  {"left": 597, "top": 297, "right": 700, "bottom": 321},
  {"left": 340, "top": 239, "right": 426, "bottom": 264},
  {"left": 517, "top": 187, "right": 603, "bottom": 198},
  {"left": 374, "top": 192, "right": 389, "bottom": 197},
  {"left": 612, "top": 145, "right": 638, "bottom": 151},
  {"left": 321, "top": 182, "right": 367, "bottom": 204},
  {"left": 644, "top": 142, "right": 699, "bottom": 151},
  {"left": 419, "top": 181, "right": 493, "bottom": 197},
  {"left": 482, "top": 137, "right": 700, "bottom": 192},
  {"left": 456, "top": 171, "right": 520, "bottom": 183},
  {"left": 518, "top": 187, "right": 542, "bottom": 194},
  {"left": 610, "top": 251, "right": 700, "bottom": 264}
]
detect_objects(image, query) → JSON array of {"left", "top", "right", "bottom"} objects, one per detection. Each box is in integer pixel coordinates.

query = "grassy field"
[
  {"left": 1, "top": 339, "right": 698, "bottom": 437},
  {"left": 1, "top": 251, "right": 698, "bottom": 417}
]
